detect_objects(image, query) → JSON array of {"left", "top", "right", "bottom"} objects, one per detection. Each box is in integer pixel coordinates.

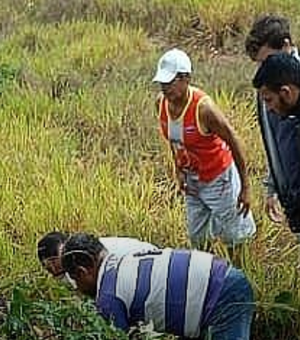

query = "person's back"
[
  {"left": 96, "top": 248, "right": 224, "bottom": 338},
  {"left": 99, "top": 237, "right": 158, "bottom": 257},
  {"left": 63, "top": 233, "right": 254, "bottom": 340}
]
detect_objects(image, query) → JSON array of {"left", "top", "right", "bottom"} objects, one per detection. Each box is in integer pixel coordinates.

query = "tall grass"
[{"left": 0, "top": 0, "right": 300, "bottom": 339}]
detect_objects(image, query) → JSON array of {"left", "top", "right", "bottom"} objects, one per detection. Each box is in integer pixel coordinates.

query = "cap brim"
[{"left": 152, "top": 69, "right": 176, "bottom": 83}]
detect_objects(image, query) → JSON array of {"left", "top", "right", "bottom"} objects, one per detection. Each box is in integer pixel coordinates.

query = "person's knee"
[
  {"left": 187, "top": 217, "right": 211, "bottom": 246},
  {"left": 220, "top": 233, "right": 252, "bottom": 249},
  {"left": 222, "top": 217, "right": 256, "bottom": 246}
]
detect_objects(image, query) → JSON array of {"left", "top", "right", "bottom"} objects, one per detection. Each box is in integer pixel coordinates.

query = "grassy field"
[{"left": 0, "top": 0, "right": 300, "bottom": 339}]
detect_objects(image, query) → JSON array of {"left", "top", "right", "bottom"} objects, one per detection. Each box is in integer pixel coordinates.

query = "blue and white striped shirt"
[{"left": 96, "top": 248, "right": 220, "bottom": 338}]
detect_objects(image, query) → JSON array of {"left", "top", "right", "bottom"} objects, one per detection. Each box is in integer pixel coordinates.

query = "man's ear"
[
  {"left": 282, "top": 38, "right": 292, "bottom": 51},
  {"left": 279, "top": 85, "right": 292, "bottom": 97},
  {"left": 76, "top": 266, "right": 90, "bottom": 280}
]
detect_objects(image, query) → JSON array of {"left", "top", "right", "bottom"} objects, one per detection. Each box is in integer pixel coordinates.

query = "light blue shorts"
[{"left": 185, "top": 163, "right": 256, "bottom": 247}]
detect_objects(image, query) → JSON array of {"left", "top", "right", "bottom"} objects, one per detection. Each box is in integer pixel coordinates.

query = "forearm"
[
  {"left": 263, "top": 168, "right": 277, "bottom": 197},
  {"left": 201, "top": 102, "right": 249, "bottom": 189},
  {"left": 228, "top": 135, "right": 249, "bottom": 189}
]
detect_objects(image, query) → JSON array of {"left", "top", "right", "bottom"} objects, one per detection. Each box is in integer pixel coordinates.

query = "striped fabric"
[
  {"left": 96, "top": 248, "right": 213, "bottom": 338},
  {"left": 99, "top": 237, "right": 158, "bottom": 257}
]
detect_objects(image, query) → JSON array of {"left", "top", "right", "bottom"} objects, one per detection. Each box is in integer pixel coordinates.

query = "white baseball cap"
[{"left": 152, "top": 48, "right": 192, "bottom": 83}]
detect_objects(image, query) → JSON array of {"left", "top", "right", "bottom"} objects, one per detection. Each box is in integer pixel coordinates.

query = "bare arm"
[
  {"left": 264, "top": 166, "right": 277, "bottom": 197},
  {"left": 155, "top": 93, "right": 187, "bottom": 193},
  {"left": 200, "top": 99, "right": 250, "bottom": 215},
  {"left": 263, "top": 167, "right": 283, "bottom": 223},
  {"left": 155, "top": 95, "right": 160, "bottom": 113}
]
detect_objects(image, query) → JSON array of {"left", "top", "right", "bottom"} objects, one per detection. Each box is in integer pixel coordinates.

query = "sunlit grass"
[{"left": 0, "top": 0, "right": 300, "bottom": 339}]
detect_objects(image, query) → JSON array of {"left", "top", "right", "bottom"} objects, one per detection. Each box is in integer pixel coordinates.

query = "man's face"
[
  {"left": 70, "top": 266, "right": 97, "bottom": 298},
  {"left": 253, "top": 42, "right": 291, "bottom": 64},
  {"left": 160, "top": 74, "right": 189, "bottom": 103},
  {"left": 254, "top": 45, "right": 281, "bottom": 63},
  {"left": 42, "top": 244, "right": 64, "bottom": 278},
  {"left": 259, "top": 85, "right": 298, "bottom": 116}
]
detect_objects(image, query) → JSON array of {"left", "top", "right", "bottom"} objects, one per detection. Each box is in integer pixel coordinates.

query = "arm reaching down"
[{"left": 200, "top": 98, "right": 250, "bottom": 217}]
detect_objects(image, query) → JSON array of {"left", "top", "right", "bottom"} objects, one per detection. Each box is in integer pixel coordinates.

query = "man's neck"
[
  {"left": 287, "top": 92, "right": 300, "bottom": 117},
  {"left": 168, "top": 89, "right": 189, "bottom": 119},
  {"left": 98, "top": 249, "right": 109, "bottom": 265}
]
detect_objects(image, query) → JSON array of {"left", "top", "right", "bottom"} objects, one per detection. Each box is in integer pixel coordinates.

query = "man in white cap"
[{"left": 153, "top": 48, "right": 256, "bottom": 263}]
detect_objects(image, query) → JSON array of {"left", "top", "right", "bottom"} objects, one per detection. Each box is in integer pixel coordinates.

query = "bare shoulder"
[
  {"left": 155, "top": 92, "right": 164, "bottom": 111},
  {"left": 197, "top": 96, "right": 219, "bottom": 122}
]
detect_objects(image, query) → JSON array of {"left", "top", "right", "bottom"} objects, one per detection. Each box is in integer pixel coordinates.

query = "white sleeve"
[{"left": 100, "top": 237, "right": 158, "bottom": 257}]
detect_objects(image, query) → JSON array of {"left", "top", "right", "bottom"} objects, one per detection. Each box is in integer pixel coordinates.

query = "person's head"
[
  {"left": 245, "top": 14, "right": 292, "bottom": 63},
  {"left": 62, "top": 233, "right": 107, "bottom": 298},
  {"left": 152, "top": 48, "right": 191, "bottom": 103},
  {"left": 37, "top": 232, "right": 68, "bottom": 278},
  {"left": 253, "top": 52, "right": 300, "bottom": 116}
]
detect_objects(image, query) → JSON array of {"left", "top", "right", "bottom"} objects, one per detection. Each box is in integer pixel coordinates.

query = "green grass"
[{"left": 0, "top": 0, "right": 300, "bottom": 339}]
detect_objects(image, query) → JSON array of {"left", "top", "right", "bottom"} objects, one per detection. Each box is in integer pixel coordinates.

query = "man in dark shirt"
[
  {"left": 246, "top": 15, "right": 300, "bottom": 237},
  {"left": 252, "top": 52, "right": 300, "bottom": 235}
]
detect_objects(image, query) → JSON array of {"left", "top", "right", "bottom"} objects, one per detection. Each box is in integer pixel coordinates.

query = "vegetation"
[{"left": 0, "top": 0, "right": 300, "bottom": 338}]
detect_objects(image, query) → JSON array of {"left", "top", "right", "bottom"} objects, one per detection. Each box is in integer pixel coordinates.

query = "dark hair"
[
  {"left": 37, "top": 232, "right": 68, "bottom": 263},
  {"left": 245, "top": 15, "right": 292, "bottom": 60},
  {"left": 252, "top": 52, "right": 300, "bottom": 91},
  {"left": 176, "top": 72, "right": 190, "bottom": 78},
  {"left": 62, "top": 233, "right": 106, "bottom": 277}
]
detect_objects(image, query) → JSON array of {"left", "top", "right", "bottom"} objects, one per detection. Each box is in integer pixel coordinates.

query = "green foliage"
[
  {"left": 0, "top": 63, "right": 20, "bottom": 94},
  {"left": 0, "top": 0, "right": 300, "bottom": 339},
  {"left": 0, "top": 281, "right": 130, "bottom": 340}
]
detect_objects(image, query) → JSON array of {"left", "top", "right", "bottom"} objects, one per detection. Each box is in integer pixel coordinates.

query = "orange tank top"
[{"left": 159, "top": 86, "right": 233, "bottom": 182}]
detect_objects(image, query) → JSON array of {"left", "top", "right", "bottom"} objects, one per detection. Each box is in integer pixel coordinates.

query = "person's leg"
[
  {"left": 185, "top": 173, "right": 212, "bottom": 250},
  {"left": 186, "top": 193, "right": 212, "bottom": 250},
  {"left": 222, "top": 163, "right": 256, "bottom": 267},
  {"left": 199, "top": 163, "right": 256, "bottom": 266},
  {"left": 205, "top": 267, "right": 254, "bottom": 340}
]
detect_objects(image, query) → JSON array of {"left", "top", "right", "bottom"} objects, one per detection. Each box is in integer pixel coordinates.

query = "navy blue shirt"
[
  {"left": 268, "top": 112, "right": 300, "bottom": 199},
  {"left": 257, "top": 48, "right": 300, "bottom": 232}
]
